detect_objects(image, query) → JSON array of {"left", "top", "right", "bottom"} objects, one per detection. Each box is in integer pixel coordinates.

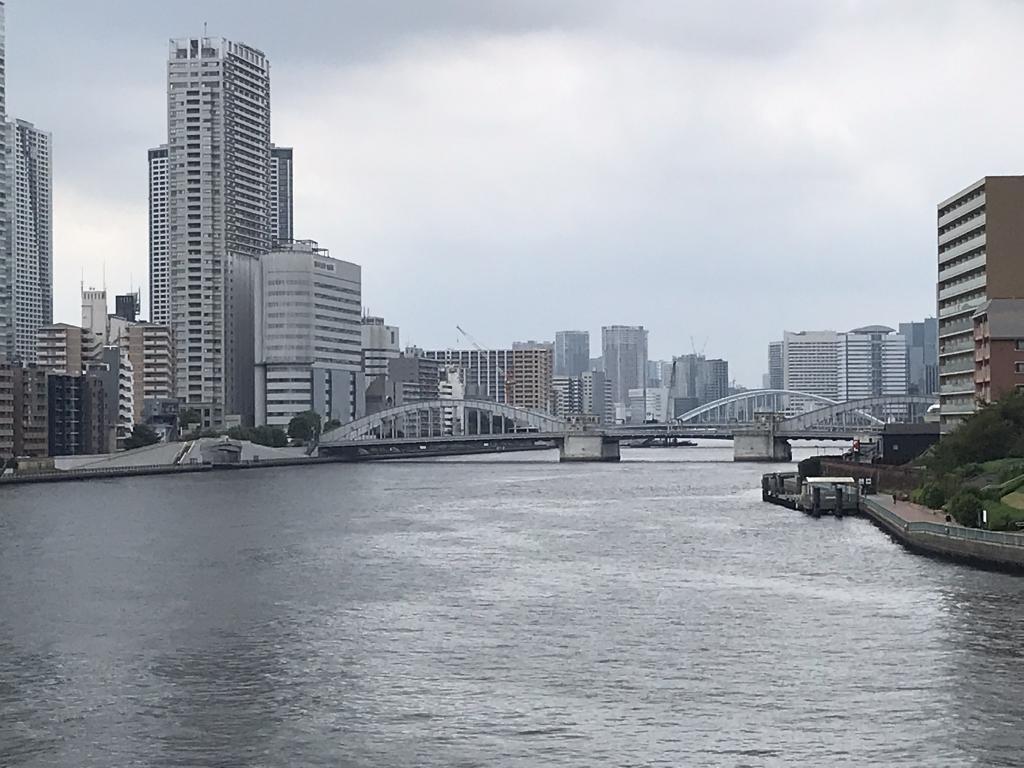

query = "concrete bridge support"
[
  {"left": 559, "top": 434, "right": 621, "bottom": 462},
  {"left": 733, "top": 429, "right": 792, "bottom": 462}
]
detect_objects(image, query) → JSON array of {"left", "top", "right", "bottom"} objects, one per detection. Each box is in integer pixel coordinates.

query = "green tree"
[
  {"left": 179, "top": 408, "right": 202, "bottom": 429},
  {"left": 926, "top": 390, "right": 1024, "bottom": 477},
  {"left": 226, "top": 426, "right": 251, "bottom": 441},
  {"left": 124, "top": 424, "right": 162, "bottom": 450},
  {"left": 287, "top": 410, "right": 322, "bottom": 442},
  {"left": 251, "top": 425, "right": 288, "bottom": 448},
  {"left": 912, "top": 482, "right": 946, "bottom": 510},
  {"left": 947, "top": 489, "right": 983, "bottom": 528}
]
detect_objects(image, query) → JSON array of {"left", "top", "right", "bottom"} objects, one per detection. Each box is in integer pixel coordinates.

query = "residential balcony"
[
  {"left": 938, "top": 193, "right": 985, "bottom": 228},
  {"left": 939, "top": 231, "right": 986, "bottom": 265},
  {"left": 939, "top": 296, "right": 985, "bottom": 319},
  {"left": 938, "top": 212, "right": 986, "bottom": 246},
  {"left": 939, "top": 273, "right": 986, "bottom": 302}
]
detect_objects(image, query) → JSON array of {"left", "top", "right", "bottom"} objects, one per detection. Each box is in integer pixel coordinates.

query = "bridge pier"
[
  {"left": 733, "top": 423, "right": 792, "bottom": 462},
  {"left": 559, "top": 434, "right": 621, "bottom": 462}
]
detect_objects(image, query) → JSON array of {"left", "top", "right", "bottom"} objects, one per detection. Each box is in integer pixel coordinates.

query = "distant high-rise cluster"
[{"left": 766, "top": 326, "right": 920, "bottom": 419}]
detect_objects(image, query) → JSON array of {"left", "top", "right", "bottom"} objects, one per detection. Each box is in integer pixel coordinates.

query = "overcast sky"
[{"left": 8, "top": 0, "right": 1023, "bottom": 385}]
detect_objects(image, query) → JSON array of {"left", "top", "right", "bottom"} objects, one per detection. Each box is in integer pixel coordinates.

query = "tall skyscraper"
[
  {"left": 936, "top": 177, "right": 1024, "bottom": 430},
  {"left": 0, "top": 5, "right": 52, "bottom": 365},
  {"left": 270, "top": 145, "right": 294, "bottom": 244},
  {"left": 164, "top": 37, "right": 272, "bottom": 427},
  {"left": 11, "top": 120, "right": 51, "bottom": 364},
  {"left": 767, "top": 341, "right": 783, "bottom": 390},
  {"left": 601, "top": 325, "right": 648, "bottom": 407},
  {"left": 554, "top": 330, "right": 589, "bottom": 378},
  {"left": 837, "top": 326, "right": 907, "bottom": 419},
  {"left": 836, "top": 326, "right": 907, "bottom": 400},
  {"left": 782, "top": 331, "right": 840, "bottom": 403},
  {"left": 899, "top": 319, "right": 938, "bottom": 396},
  {"left": 0, "top": 1, "right": 11, "bottom": 363},
  {"left": 667, "top": 353, "right": 729, "bottom": 416},
  {"left": 147, "top": 145, "right": 169, "bottom": 325}
]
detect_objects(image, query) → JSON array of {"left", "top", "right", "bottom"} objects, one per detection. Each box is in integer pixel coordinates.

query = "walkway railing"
[{"left": 863, "top": 498, "right": 1024, "bottom": 549}]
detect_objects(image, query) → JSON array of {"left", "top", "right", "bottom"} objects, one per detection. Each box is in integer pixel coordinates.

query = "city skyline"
[{"left": 8, "top": 2, "right": 1023, "bottom": 384}]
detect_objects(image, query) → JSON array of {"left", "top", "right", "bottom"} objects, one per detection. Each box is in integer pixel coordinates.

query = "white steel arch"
[
  {"left": 778, "top": 395, "right": 937, "bottom": 432},
  {"left": 675, "top": 389, "right": 841, "bottom": 424},
  {"left": 322, "top": 399, "right": 570, "bottom": 442}
]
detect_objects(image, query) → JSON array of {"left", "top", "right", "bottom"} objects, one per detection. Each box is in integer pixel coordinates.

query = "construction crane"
[{"left": 456, "top": 325, "right": 516, "bottom": 407}]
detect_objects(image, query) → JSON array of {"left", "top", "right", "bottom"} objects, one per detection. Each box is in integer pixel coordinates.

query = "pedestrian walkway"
[{"left": 870, "top": 494, "right": 955, "bottom": 525}]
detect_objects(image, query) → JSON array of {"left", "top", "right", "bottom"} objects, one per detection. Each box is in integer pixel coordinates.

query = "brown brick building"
[{"left": 973, "top": 299, "right": 1024, "bottom": 405}]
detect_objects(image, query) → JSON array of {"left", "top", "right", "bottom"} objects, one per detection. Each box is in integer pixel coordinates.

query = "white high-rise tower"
[
  {"left": 164, "top": 36, "right": 272, "bottom": 427},
  {"left": 147, "top": 145, "right": 169, "bottom": 325},
  {"left": 12, "top": 119, "right": 52, "bottom": 362},
  {"left": 0, "top": 3, "right": 52, "bottom": 364}
]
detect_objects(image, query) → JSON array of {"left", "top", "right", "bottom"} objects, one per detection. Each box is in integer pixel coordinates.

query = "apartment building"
[{"left": 938, "top": 177, "right": 1024, "bottom": 429}]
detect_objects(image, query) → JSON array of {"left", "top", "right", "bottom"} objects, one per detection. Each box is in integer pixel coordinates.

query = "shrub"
[
  {"left": 947, "top": 489, "right": 983, "bottom": 528},
  {"left": 913, "top": 483, "right": 946, "bottom": 510},
  {"left": 124, "top": 424, "right": 161, "bottom": 450},
  {"left": 1000, "top": 463, "right": 1024, "bottom": 484},
  {"left": 959, "top": 463, "right": 983, "bottom": 479},
  {"left": 926, "top": 391, "right": 1024, "bottom": 476},
  {"left": 287, "top": 410, "right": 322, "bottom": 442}
]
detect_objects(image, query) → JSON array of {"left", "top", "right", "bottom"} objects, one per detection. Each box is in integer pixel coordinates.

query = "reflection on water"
[{"left": 1, "top": 444, "right": 1022, "bottom": 766}]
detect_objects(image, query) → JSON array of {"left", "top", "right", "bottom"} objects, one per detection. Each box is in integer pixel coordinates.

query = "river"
[{"left": 1, "top": 442, "right": 1022, "bottom": 766}]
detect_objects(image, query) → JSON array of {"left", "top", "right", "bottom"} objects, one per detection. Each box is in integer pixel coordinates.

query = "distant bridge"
[{"left": 318, "top": 393, "right": 937, "bottom": 462}]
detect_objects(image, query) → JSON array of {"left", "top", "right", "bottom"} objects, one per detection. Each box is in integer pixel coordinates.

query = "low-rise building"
[
  {"left": 0, "top": 363, "right": 48, "bottom": 459},
  {"left": 124, "top": 324, "right": 175, "bottom": 424},
  {"left": 629, "top": 386, "right": 672, "bottom": 423},
  {"left": 47, "top": 373, "right": 109, "bottom": 456},
  {"left": 86, "top": 346, "right": 134, "bottom": 447},
  {"left": 361, "top": 316, "right": 400, "bottom": 380},
  {"left": 254, "top": 240, "right": 364, "bottom": 428},
  {"left": 553, "top": 370, "right": 613, "bottom": 424},
  {"left": 973, "top": 299, "right": 1024, "bottom": 404},
  {"left": 36, "top": 323, "right": 101, "bottom": 374},
  {"left": 421, "top": 346, "right": 554, "bottom": 413}
]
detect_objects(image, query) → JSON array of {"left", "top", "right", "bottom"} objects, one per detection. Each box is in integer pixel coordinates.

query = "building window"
[
  {"left": 1016, "top": 340, "right": 1024, "bottom": 351},
  {"left": 1017, "top": 363, "right": 1024, "bottom": 374}
]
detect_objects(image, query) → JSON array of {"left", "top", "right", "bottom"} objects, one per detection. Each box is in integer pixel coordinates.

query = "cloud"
[
  {"left": 25, "top": 0, "right": 1024, "bottom": 384},
  {"left": 52, "top": 183, "right": 147, "bottom": 317}
]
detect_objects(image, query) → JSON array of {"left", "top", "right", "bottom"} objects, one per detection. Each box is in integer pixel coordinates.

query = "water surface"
[{"left": 2, "top": 443, "right": 1021, "bottom": 766}]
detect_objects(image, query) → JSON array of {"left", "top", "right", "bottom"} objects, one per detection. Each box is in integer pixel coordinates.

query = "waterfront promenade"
[{"left": 862, "top": 494, "right": 1024, "bottom": 571}]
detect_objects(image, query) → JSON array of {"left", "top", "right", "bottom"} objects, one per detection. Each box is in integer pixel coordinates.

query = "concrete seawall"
[{"left": 861, "top": 497, "right": 1024, "bottom": 573}]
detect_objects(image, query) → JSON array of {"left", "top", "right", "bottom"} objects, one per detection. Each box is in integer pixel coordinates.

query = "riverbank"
[
  {"left": 860, "top": 495, "right": 1024, "bottom": 573},
  {"left": 0, "top": 455, "right": 350, "bottom": 486}
]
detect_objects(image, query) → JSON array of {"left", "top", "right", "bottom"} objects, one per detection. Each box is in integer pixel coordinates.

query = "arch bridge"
[
  {"left": 316, "top": 393, "right": 938, "bottom": 463},
  {"left": 323, "top": 398, "right": 570, "bottom": 443}
]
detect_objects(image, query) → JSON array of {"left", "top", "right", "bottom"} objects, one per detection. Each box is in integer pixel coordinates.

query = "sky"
[{"left": 8, "top": 0, "right": 1024, "bottom": 386}]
